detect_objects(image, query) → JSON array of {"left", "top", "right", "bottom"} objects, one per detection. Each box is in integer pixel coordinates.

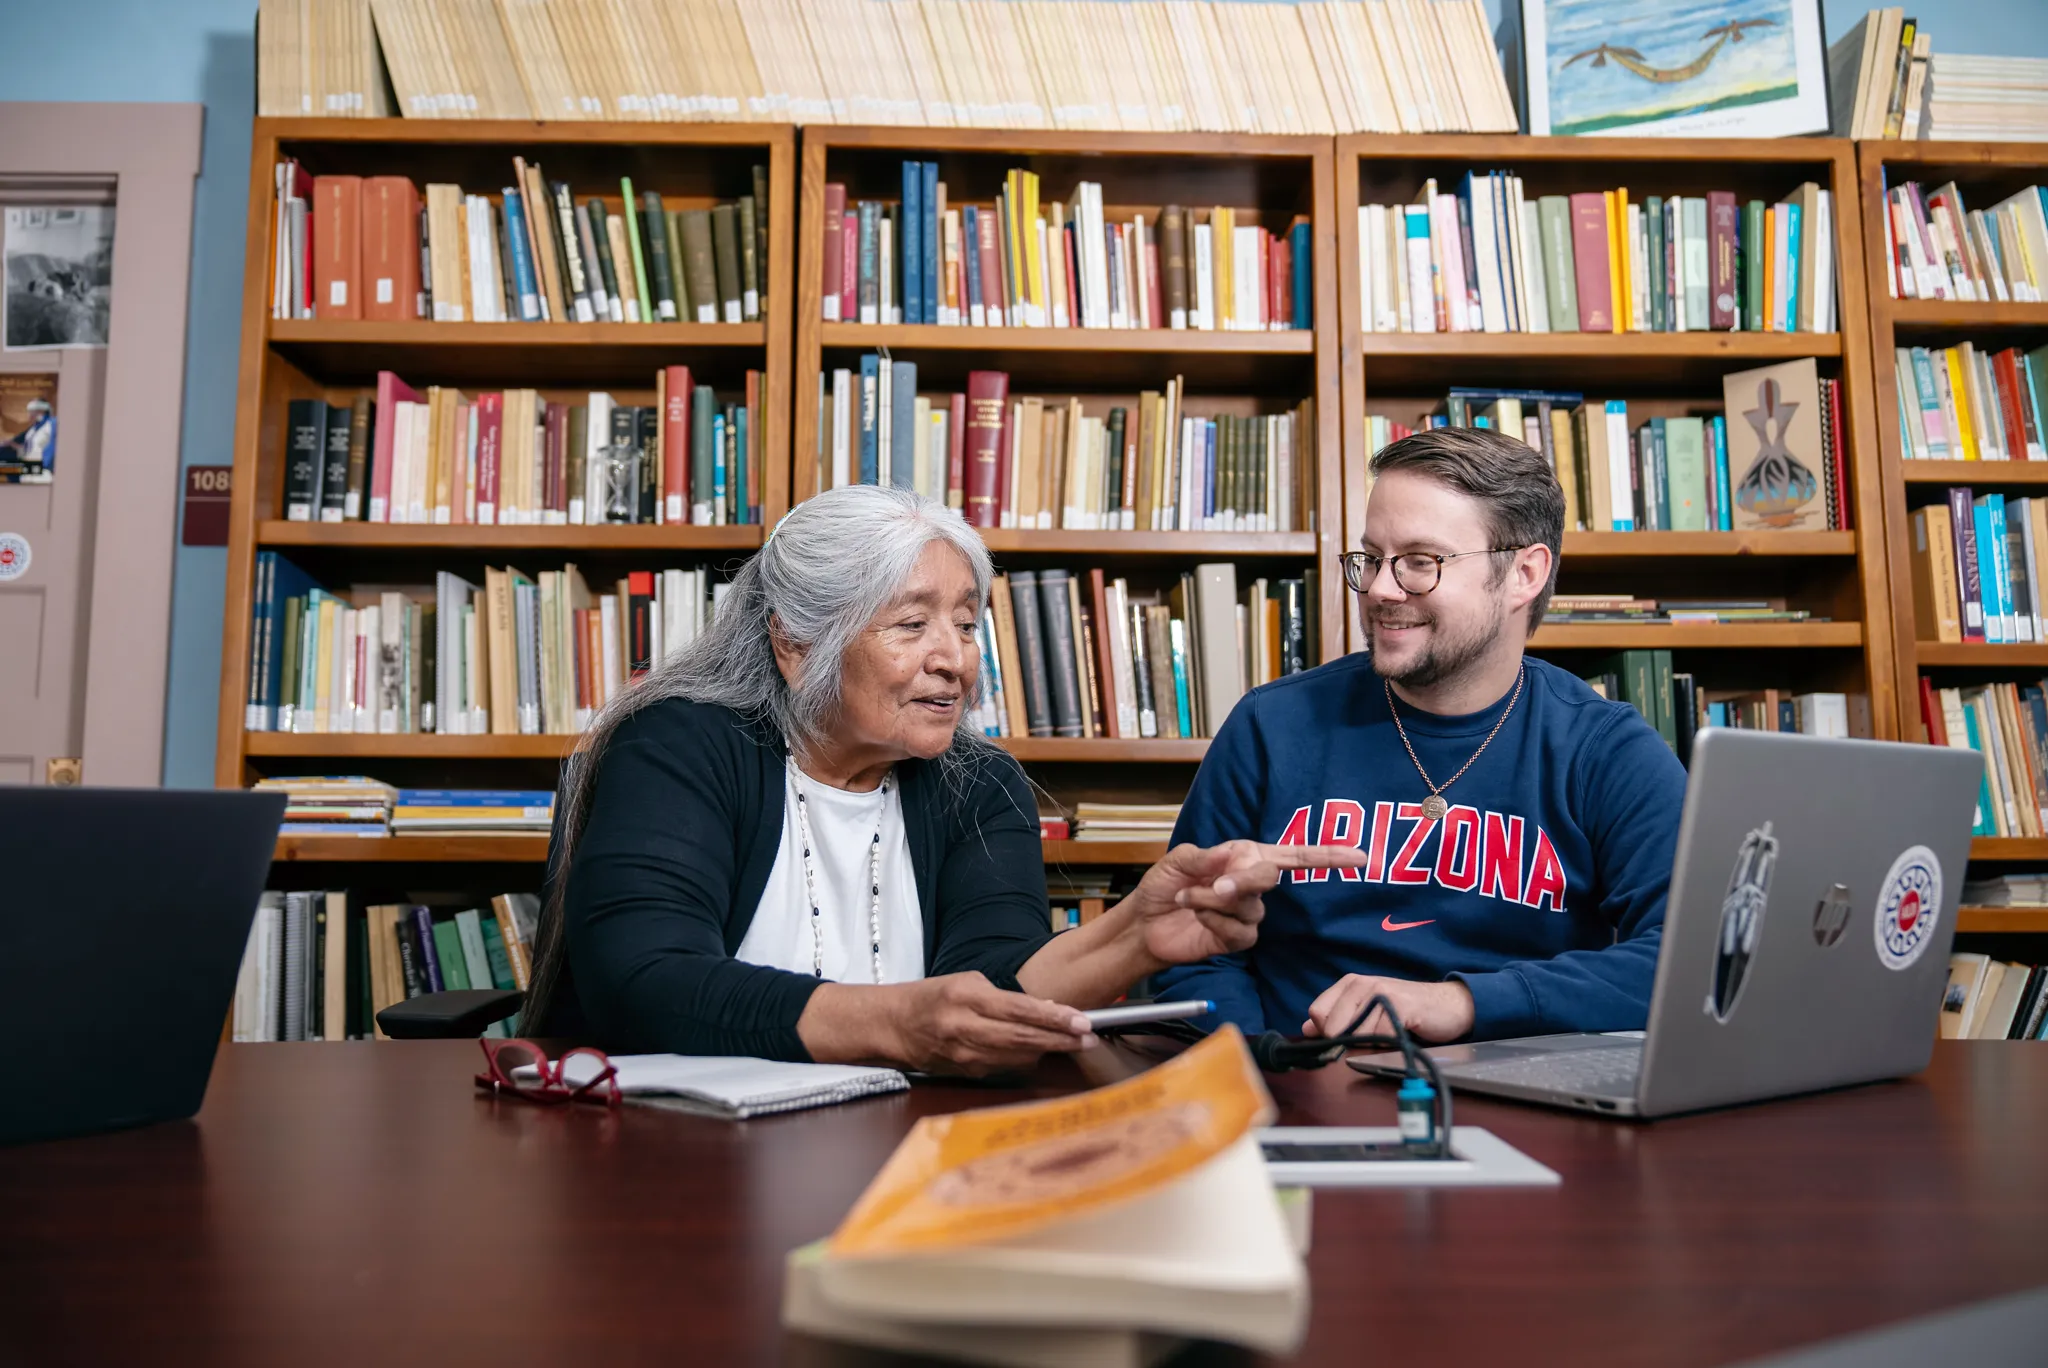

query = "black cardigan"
[{"left": 537, "top": 698, "right": 1053, "bottom": 1060}]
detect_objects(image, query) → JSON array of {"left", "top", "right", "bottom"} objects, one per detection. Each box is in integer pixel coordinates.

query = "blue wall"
[{"left": 7, "top": 0, "right": 2047, "bottom": 788}]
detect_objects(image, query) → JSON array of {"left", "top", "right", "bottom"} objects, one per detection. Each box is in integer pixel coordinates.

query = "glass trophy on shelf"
[{"left": 597, "top": 441, "right": 642, "bottom": 524}]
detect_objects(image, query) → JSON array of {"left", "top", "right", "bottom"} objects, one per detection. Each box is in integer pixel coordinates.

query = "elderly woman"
[{"left": 523, "top": 485, "right": 1359, "bottom": 1073}]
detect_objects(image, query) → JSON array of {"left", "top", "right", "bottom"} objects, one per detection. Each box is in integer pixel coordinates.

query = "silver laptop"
[{"left": 1348, "top": 729, "right": 1982, "bottom": 1118}]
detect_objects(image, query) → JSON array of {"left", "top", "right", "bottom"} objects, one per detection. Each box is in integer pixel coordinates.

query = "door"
[{"left": 0, "top": 343, "right": 104, "bottom": 785}]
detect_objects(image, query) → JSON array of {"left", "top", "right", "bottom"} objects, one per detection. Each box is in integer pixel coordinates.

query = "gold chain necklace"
[{"left": 1385, "top": 667, "right": 1525, "bottom": 823}]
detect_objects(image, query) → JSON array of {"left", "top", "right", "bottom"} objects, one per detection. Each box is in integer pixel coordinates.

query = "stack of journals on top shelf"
[
  {"left": 1357, "top": 176, "right": 1837, "bottom": 335},
  {"left": 1919, "top": 678, "right": 2048, "bottom": 837},
  {"left": 1923, "top": 57, "right": 2048, "bottom": 143},
  {"left": 1547, "top": 596, "right": 1817, "bottom": 626},
  {"left": 245, "top": 552, "right": 725, "bottom": 736},
  {"left": 1829, "top": 9, "right": 1930, "bottom": 139},
  {"left": 284, "top": 369, "right": 762, "bottom": 527},
  {"left": 1364, "top": 362, "right": 1848, "bottom": 535},
  {"left": 231, "top": 893, "right": 537, "bottom": 1042},
  {"left": 390, "top": 790, "right": 554, "bottom": 837},
  {"left": 817, "top": 364, "right": 1315, "bottom": 534},
  {"left": 1892, "top": 345, "right": 2047, "bottom": 463},
  {"left": 269, "top": 0, "right": 1517, "bottom": 136},
  {"left": 254, "top": 775, "right": 396, "bottom": 836},
  {"left": 823, "top": 168, "right": 1309, "bottom": 332},
  {"left": 1940, "top": 955, "right": 2048, "bottom": 1041},
  {"left": 1963, "top": 873, "right": 2048, "bottom": 907},
  {"left": 1878, "top": 177, "right": 2048, "bottom": 302},
  {"left": 972, "top": 565, "right": 1313, "bottom": 742},
  {"left": 271, "top": 157, "right": 769, "bottom": 324},
  {"left": 1070, "top": 804, "right": 1182, "bottom": 842},
  {"left": 1906, "top": 492, "right": 2048, "bottom": 645}
]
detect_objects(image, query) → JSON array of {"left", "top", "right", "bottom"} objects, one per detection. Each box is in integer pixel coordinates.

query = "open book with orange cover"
[{"left": 783, "top": 1027, "right": 1309, "bottom": 1365}]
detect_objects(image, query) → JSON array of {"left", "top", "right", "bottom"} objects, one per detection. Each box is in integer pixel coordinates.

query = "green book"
[
  {"left": 641, "top": 190, "right": 678, "bottom": 320},
  {"left": 454, "top": 909, "right": 494, "bottom": 995},
  {"left": 1665, "top": 416, "right": 1709, "bottom": 531},
  {"left": 479, "top": 918, "right": 518, "bottom": 991},
  {"left": 1742, "top": 200, "right": 1766, "bottom": 332},
  {"left": 737, "top": 194, "right": 760, "bottom": 319},
  {"left": 1649, "top": 650, "right": 1676, "bottom": 750},
  {"left": 664, "top": 208, "right": 689, "bottom": 318},
  {"left": 751, "top": 163, "right": 770, "bottom": 303},
  {"left": 583, "top": 196, "right": 621, "bottom": 319},
  {"left": 1538, "top": 195, "right": 1578, "bottom": 333},
  {"left": 1645, "top": 195, "right": 1666, "bottom": 333},
  {"left": 430, "top": 919, "right": 472, "bottom": 991},
  {"left": 692, "top": 383, "right": 717, "bottom": 515},
  {"left": 279, "top": 595, "right": 302, "bottom": 726},
  {"left": 619, "top": 176, "right": 653, "bottom": 323}
]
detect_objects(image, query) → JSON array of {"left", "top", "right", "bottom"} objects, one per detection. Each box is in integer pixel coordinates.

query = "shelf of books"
[
  {"left": 790, "top": 126, "right": 1341, "bottom": 863},
  {"left": 1858, "top": 140, "right": 2048, "bottom": 916},
  {"left": 219, "top": 119, "right": 797, "bottom": 906},
  {"left": 1338, "top": 135, "right": 1895, "bottom": 761}
]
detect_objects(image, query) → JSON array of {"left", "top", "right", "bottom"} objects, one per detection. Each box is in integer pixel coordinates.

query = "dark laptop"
[{"left": 2, "top": 786, "right": 284, "bottom": 1145}]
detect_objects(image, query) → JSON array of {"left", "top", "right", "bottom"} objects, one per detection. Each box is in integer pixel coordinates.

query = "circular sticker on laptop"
[
  {"left": 0, "top": 532, "right": 28, "bottom": 581},
  {"left": 1874, "top": 845, "right": 1942, "bottom": 971}
]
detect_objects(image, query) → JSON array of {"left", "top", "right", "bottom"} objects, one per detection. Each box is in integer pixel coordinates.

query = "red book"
[
  {"left": 1827, "top": 378, "right": 1850, "bottom": 532},
  {"left": 1708, "top": 191, "right": 1738, "bottom": 330},
  {"left": 313, "top": 175, "right": 362, "bottom": 319},
  {"left": 361, "top": 176, "right": 419, "bottom": 321},
  {"left": 1994, "top": 349, "right": 2033, "bottom": 458},
  {"left": 1919, "top": 676, "right": 1946, "bottom": 745},
  {"left": 628, "top": 571, "right": 655, "bottom": 676},
  {"left": 1568, "top": 193, "right": 1614, "bottom": 333},
  {"left": 966, "top": 368, "right": 1015, "bottom": 528},
  {"left": 745, "top": 368, "right": 762, "bottom": 523},
  {"left": 962, "top": 371, "right": 1009, "bottom": 528},
  {"left": 1269, "top": 231, "right": 1290, "bottom": 330},
  {"left": 543, "top": 402, "right": 568, "bottom": 519},
  {"left": 976, "top": 208, "right": 1004, "bottom": 325},
  {"left": 1064, "top": 220, "right": 1081, "bottom": 327},
  {"left": 1038, "top": 816, "right": 1071, "bottom": 840},
  {"left": 821, "top": 183, "right": 845, "bottom": 321},
  {"left": 947, "top": 392, "right": 966, "bottom": 509},
  {"left": 662, "top": 365, "right": 691, "bottom": 524},
  {"left": 1087, "top": 568, "right": 1121, "bottom": 739},
  {"left": 369, "top": 370, "right": 418, "bottom": 523},
  {"left": 474, "top": 391, "right": 503, "bottom": 525},
  {"left": 840, "top": 210, "right": 857, "bottom": 321}
]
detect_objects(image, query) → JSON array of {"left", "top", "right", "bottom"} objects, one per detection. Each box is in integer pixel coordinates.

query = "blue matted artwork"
[{"left": 1522, "top": 0, "right": 1830, "bottom": 138}]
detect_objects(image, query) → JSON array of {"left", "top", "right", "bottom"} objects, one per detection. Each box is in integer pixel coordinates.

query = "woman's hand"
[
  {"left": 1122, "top": 841, "right": 1372, "bottom": 968},
  {"left": 800, "top": 973, "right": 1095, "bottom": 1076}
]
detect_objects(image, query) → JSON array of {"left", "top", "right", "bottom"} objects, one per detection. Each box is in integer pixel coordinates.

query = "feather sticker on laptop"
[{"left": 1707, "top": 823, "right": 1778, "bottom": 1023}]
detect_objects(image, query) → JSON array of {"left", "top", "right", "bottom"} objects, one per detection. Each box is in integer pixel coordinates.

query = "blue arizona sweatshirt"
[{"left": 1153, "top": 653, "right": 1687, "bottom": 1041}]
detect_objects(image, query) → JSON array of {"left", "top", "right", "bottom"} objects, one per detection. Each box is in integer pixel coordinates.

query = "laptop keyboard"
[{"left": 1447, "top": 1044, "right": 1643, "bottom": 1097}]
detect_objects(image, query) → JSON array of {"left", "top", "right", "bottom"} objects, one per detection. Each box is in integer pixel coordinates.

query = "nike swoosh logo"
[{"left": 1382, "top": 916, "right": 1436, "bottom": 932}]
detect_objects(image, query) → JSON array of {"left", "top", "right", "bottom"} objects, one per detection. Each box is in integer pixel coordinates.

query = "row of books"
[
  {"left": 245, "top": 553, "right": 724, "bottom": 735},
  {"left": 1920, "top": 680, "right": 2048, "bottom": 839},
  {"left": 1579, "top": 650, "right": 1857, "bottom": 763},
  {"left": 258, "top": 777, "right": 555, "bottom": 836},
  {"left": 1358, "top": 179, "right": 1837, "bottom": 336},
  {"left": 1892, "top": 344, "right": 2048, "bottom": 464},
  {"left": 1362, "top": 364, "right": 1848, "bottom": 536},
  {"left": 282, "top": 370, "right": 763, "bottom": 528},
  {"left": 1879, "top": 176, "right": 2048, "bottom": 303},
  {"left": 270, "top": 0, "right": 1517, "bottom": 135},
  {"left": 1906, "top": 492, "right": 2048, "bottom": 645},
  {"left": 1940, "top": 955, "right": 2048, "bottom": 1041},
  {"left": 822, "top": 169, "right": 1309, "bottom": 332},
  {"left": 230, "top": 892, "right": 540, "bottom": 1042},
  {"left": 272, "top": 157, "right": 769, "bottom": 324},
  {"left": 1828, "top": 9, "right": 1931, "bottom": 140},
  {"left": 817, "top": 364, "right": 1314, "bottom": 534},
  {"left": 1546, "top": 596, "right": 1818, "bottom": 627},
  {"left": 1070, "top": 803, "right": 1181, "bottom": 842},
  {"left": 970, "top": 564, "right": 1306, "bottom": 742}
]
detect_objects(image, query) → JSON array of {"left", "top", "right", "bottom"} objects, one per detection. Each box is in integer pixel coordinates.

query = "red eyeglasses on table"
[{"left": 474, "top": 1038, "right": 621, "bottom": 1107}]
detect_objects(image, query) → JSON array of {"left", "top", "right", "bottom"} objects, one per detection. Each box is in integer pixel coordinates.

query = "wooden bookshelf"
[
  {"left": 790, "top": 126, "right": 1340, "bottom": 848},
  {"left": 1338, "top": 135, "right": 1896, "bottom": 735},
  {"left": 218, "top": 120, "right": 798, "bottom": 880},
  {"left": 1860, "top": 141, "right": 2048, "bottom": 746},
  {"left": 1956, "top": 906, "right": 2048, "bottom": 933}
]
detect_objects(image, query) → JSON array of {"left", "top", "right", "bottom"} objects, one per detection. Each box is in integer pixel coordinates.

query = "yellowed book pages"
[
  {"left": 360, "top": 0, "right": 396, "bottom": 115},
  {"left": 700, "top": 0, "right": 766, "bottom": 120},
  {"left": 1183, "top": 1, "right": 1241, "bottom": 131},
  {"left": 422, "top": 0, "right": 485, "bottom": 116},
  {"left": 531, "top": 0, "right": 600, "bottom": 115},
  {"left": 1337, "top": 0, "right": 1400, "bottom": 131},
  {"left": 458, "top": 0, "right": 531, "bottom": 117},
  {"left": 367, "top": 0, "right": 427, "bottom": 116},
  {"left": 1016, "top": 1, "right": 1079, "bottom": 129},
  {"left": 731, "top": 0, "right": 790, "bottom": 118},
  {"left": 1297, "top": 3, "right": 1357, "bottom": 132},
  {"left": 494, "top": 0, "right": 579, "bottom": 119},
  {"left": 1137, "top": 2, "right": 1188, "bottom": 130},
  {"left": 1413, "top": 0, "right": 1471, "bottom": 130},
  {"left": 1273, "top": 2, "right": 1336, "bottom": 133},
  {"left": 653, "top": 0, "right": 715, "bottom": 119},
  {"left": 1103, "top": 1, "right": 1159, "bottom": 131},
  {"left": 612, "top": 0, "right": 681, "bottom": 119},
  {"left": 562, "top": 0, "right": 627, "bottom": 120},
  {"left": 842, "top": 0, "right": 919, "bottom": 125},
  {"left": 949, "top": 0, "right": 1008, "bottom": 127},
  {"left": 1461, "top": 0, "right": 1518, "bottom": 131},
  {"left": 1356, "top": 0, "right": 1416, "bottom": 131},
  {"left": 255, "top": 0, "right": 277, "bottom": 116},
  {"left": 752, "top": 0, "right": 824, "bottom": 121},
  {"left": 1079, "top": 4, "right": 1135, "bottom": 130},
  {"left": 549, "top": 0, "right": 617, "bottom": 120},
  {"left": 581, "top": 0, "right": 646, "bottom": 119},
  {"left": 984, "top": 0, "right": 1051, "bottom": 127},
  {"left": 1207, "top": 4, "right": 1266, "bottom": 132},
  {"left": 884, "top": 0, "right": 952, "bottom": 125},
  {"left": 922, "top": 0, "right": 983, "bottom": 127},
  {"left": 1245, "top": 2, "right": 1307, "bottom": 133}
]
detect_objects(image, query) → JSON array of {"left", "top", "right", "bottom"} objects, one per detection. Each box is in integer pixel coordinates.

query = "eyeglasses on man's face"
[{"left": 1340, "top": 548, "right": 1526, "bottom": 596}]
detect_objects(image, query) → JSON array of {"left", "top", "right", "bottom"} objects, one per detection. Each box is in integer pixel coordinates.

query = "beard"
[{"left": 1366, "top": 599, "right": 1506, "bottom": 691}]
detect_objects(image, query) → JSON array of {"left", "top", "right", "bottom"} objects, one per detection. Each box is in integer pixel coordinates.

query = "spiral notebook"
[{"left": 518, "top": 1054, "right": 909, "bottom": 1119}]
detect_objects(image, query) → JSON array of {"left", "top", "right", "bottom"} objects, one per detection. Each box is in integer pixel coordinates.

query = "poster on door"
[
  {"left": 4, "top": 205, "right": 114, "bottom": 350},
  {"left": 0, "top": 373, "right": 56, "bottom": 484}
]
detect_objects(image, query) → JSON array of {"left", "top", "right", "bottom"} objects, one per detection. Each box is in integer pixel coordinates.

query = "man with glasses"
[{"left": 1153, "top": 426, "right": 1686, "bottom": 1044}]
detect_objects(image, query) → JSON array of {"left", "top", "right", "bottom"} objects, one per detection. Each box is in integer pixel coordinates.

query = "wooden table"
[{"left": 4, "top": 1042, "right": 2045, "bottom": 1366}]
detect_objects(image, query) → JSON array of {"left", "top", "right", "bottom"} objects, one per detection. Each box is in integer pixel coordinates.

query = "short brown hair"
[{"left": 1368, "top": 426, "right": 1564, "bottom": 633}]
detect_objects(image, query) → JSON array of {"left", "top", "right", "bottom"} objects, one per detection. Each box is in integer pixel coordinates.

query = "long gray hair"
[{"left": 523, "top": 485, "right": 997, "bottom": 1029}]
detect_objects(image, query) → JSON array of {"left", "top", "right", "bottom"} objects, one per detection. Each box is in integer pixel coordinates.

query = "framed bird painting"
[{"left": 1520, "top": 0, "right": 1831, "bottom": 138}]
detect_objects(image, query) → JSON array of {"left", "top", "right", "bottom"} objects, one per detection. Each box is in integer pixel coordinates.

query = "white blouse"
[{"left": 735, "top": 763, "right": 926, "bottom": 984}]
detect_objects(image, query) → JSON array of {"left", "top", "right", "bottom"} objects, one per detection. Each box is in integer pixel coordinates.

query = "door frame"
[{"left": 0, "top": 103, "right": 202, "bottom": 786}]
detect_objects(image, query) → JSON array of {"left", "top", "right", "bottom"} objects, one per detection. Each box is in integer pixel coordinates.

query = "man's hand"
[
  {"left": 1123, "top": 841, "right": 1371, "bottom": 968},
  {"left": 1304, "top": 974, "right": 1475, "bottom": 1043}
]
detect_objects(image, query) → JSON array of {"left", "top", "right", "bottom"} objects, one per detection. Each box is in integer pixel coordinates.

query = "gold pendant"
[{"left": 1421, "top": 794, "right": 1448, "bottom": 822}]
